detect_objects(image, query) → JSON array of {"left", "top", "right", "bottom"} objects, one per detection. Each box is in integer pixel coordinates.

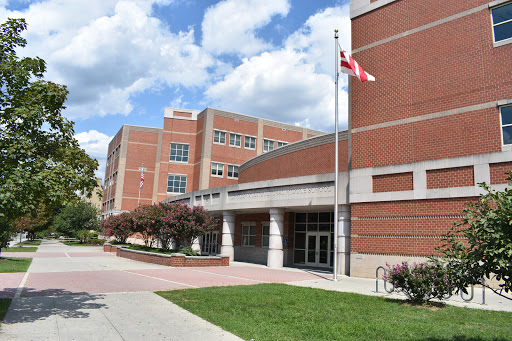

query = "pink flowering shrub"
[
  {"left": 383, "top": 260, "right": 456, "bottom": 304},
  {"left": 101, "top": 212, "right": 134, "bottom": 243}
]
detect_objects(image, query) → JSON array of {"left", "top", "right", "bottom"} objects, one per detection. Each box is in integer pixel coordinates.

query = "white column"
[
  {"left": 220, "top": 211, "right": 236, "bottom": 261},
  {"left": 267, "top": 208, "right": 285, "bottom": 268},
  {"left": 337, "top": 205, "right": 351, "bottom": 276},
  {"left": 192, "top": 237, "right": 200, "bottom": 252}
]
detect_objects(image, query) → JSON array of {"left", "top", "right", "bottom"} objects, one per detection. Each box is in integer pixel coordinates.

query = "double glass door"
[
  {"left": 306, "top": 232, "right": 330, "bottom": 267},
  {"left": 201, "top": 231, "right": 219, "bottom": 255}
]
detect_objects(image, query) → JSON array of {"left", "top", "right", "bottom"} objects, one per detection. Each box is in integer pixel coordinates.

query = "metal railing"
[{"left": 375, "top": 266, "right": 486, "bottom": 305}]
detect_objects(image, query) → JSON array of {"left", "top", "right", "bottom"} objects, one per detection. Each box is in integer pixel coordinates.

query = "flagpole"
[
  {"left": 333, "top": 29, "right": 339, "bottom": 281},
  {"left": 138, "top": 163, "right": 144, "bottom": 207}
]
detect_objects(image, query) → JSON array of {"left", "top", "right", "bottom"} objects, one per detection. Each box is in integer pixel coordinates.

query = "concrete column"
[
  {"left": 220, "top": 211, "right": 236, "bottom": 261},
  {"left": 337, "top": 205, "right": 351, "bottom": 276},
  {"left": 192, "top": 237, "right": 200, "bottom": 252},
  {"left": 267, "top": 208, "right": 285, "bottom": 268}
]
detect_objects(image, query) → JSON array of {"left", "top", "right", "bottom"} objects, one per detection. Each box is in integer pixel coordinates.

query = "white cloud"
[
  {"left": 74, "top": 130, "right": 112, "bottom": 179},
  {"left": 201, "top": 0, "right": 290, "bottom": 57},
  {"left": 205, "top": 5, "right": 351, "bottom": 132},
  {"left": 0, "top": 0, "right": 214, "bottom": 119}
]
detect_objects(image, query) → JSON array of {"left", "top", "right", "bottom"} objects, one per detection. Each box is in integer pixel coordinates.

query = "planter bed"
[{"left": 103, "top": 243, "right": 229, "bottom": 267}]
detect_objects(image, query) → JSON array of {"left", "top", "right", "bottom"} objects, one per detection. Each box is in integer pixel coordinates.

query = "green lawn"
[
  {"left": 0, "top": 257, "right": 32, "bottom": 272},
  {"left": 3, "top": 247, "right": 38, "bottom": 252},
  {"left": 61, "top": 241, "right": 102, "bottom": 246},
  {"left": 17, "top": 240, "right": 42, "bottom": 246},
  {"left": 0, "top": 299, "right": 11, "bottom": 326},
  {"left": 157, "top": 284, "right": 512, "bottom": 341}
]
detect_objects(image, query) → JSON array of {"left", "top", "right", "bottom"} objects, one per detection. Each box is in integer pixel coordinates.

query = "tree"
[
  {"left": 0, "top": 18, "right": 99, "bottom": 235},
  {"left": 437, "top": 173, "right": 512, "bottom": 300},
  {"left": 54, "top": 201, "right": 100, "bottom": 242},
  {"left": 14, "top": 202, "right": 53, "bottom": 240},
  {"left": 102, "top": 212, "right": 133, "bottom": 244}
]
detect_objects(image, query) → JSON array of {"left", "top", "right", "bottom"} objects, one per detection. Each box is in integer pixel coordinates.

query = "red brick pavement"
[{"left": 0, "top": 273, "right": 25, "bottom": 298}]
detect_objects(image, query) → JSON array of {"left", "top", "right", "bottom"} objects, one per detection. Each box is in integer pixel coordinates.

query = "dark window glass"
[
  {"left": 494, "top": 21, "right": 512, "bottom": 42},
  {"left": 295, "top": 233, "right": 306, "bottom": 249},
  {"left": 319, "top": 212, "right": 331, "bottom": 223},
  {"left": 294, "top": 250, "right": 305, "bottom": 264},
  {"left": 502, "top": 125, "right": 512, "bottom": 145},
  {"left": 492, "top": 3, "right": 512, "bottom": 25},
  {"left": 501, "top": 106, "right": 512, "bottom": 125},
  {"left": 295, "top": 213, "right": 307, "bottom": 223},
  {"left": 308, "top": 213, "right": 318, "bottom": 223},
  {"left": 295, "top": 224, "right": 306, "bottom": 232}
]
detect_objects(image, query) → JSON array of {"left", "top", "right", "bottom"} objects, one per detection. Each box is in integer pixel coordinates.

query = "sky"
[{"left": 0, "top": 0, "right": 352, "bottom": 179}]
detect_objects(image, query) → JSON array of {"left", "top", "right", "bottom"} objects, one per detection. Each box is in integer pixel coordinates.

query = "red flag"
[
  {"left": 140, "top": 168, "right": 144, "bottom": 189},
  {"left": 340, "top": 50, "right": 375, "bottom": 82}
]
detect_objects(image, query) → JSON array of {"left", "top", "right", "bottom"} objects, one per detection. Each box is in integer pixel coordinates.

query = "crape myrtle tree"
[
  {"left": 132, "top": 204, "right": 160, "bottom": 247},
  {"left": 437, "top": 172, "right": 512, "bottom": 300},
  {"left": 0, "top": 18, "right": 98, "bottom": 252},
  {"left": 102, "top": 212, "right": 134, "bottom": 244}
]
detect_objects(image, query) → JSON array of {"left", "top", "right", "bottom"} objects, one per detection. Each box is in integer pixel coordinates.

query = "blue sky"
[{"left": 0, "top": 0, "right": 352, "bottom": 178}]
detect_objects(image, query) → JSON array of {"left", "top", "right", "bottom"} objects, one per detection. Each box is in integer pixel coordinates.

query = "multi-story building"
[
  {"left": 102, "top": 107, "right": 325, "bottom": 216},
  {"left": 104, "top": 0, "right": 512, "bottom": 278}
]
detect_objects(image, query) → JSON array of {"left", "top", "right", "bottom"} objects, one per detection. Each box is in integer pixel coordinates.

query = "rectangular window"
[
  {"left": 262, "top": 224, "right": 270, "bottom": 248},
  {"left": 242, "top": 224, "right": 256, "bottom": 246},
  {"left": 263, "top": 139, "right": 274, "bottom": 152},
  {"left": 229, "top": 133, "right": 241, "bottom": 147},
  {"left": 169, "top": 143, "right": 189, "bottom": 163},
  {"left": 245, "top": 136, "right": 256, "bottom": 149},
  {"left": 501, "top": 105, "right": 512, "bottom": 145},
  {"left": 492, "top": 2, "right": 512, "bottom": 43},
  {"left": 167, "top": 174, "right": 187, "bottom": 193},
  {"left": 213, "top": 130, "right": 226, "bottom": 144},
  {"left": 211, "top": 162, "right": 224, "bottom": 177},
  {"left": 227, "top": 165, "right": 239, "bottom": 179},
  {"left": 277, "top": 141, "right": 288, "bottom": 148}
]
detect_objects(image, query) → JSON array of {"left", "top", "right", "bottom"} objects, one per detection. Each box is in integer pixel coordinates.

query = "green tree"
[
  {"left": 0, "top": 18, "right": 99, "bottom": 237},
  {"left": 54, "top": 201, "right": 100, "bottom": 242},
  {"left": 14, "top": 202, "right": 54, "bottom": 240},
  {"left": 437, "top": 173, "right": 512, "bottom": 300}
]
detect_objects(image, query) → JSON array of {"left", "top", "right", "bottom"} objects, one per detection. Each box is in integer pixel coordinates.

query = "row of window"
[
  {"left": 213, "top": 130, "right": 287, "bottom": 151},
  {"left": 102, "top": 198, "right": 115, "bottom": 211},
  {"left": 211, "top": 163, "right": 239, "bottom": 179},
  {"left": 105, "top": 171, "right": 117, "bottom": 188},
  {"left": 107, "top": 144, "right": 121, "bottom": 166}
]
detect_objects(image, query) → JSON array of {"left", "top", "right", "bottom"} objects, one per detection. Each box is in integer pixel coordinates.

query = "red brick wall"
[
  {"left": 350, "top": 3, "right": 509, "bottom": 170},
  {"left": 372, "top": 172, "right": 413, "bottom": 192},
  {"left": 113, "top": 247, "right": 229, "bottom": 267},
  {"left": 490, "top": 161, "right": 512, "bottom": 184},
  {"left": 426, "top": 166, "right": 474, "bottom": 189},
  {"left": 263, "top": 125, "right": 302, "bottom": 143},
  {"left": 351, "top": 197, "right": 477, "bottom": 256},
  {"left": 239, "top": 140, "right": 348, "bottom": 183}
]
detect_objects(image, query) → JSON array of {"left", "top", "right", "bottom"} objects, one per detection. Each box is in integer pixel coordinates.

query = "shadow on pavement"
[{"left": 3, "top": 288, "right": 106, "bottom": 324}]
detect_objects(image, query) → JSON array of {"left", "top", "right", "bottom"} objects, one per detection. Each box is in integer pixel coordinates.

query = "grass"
[
  {"left": 0, "top": 257, "right": 32, "bottom": 273},
  {"left": 3, "top": 246, "right": 38, "bottom": 252},
  {"left": 157, "top": 283, "right": 512, "bottom": 341},
  {"left": 17, "top": 240, "right": 42, "bottom": 246},
  {"left": 0, "top": 299, "right": 11, "bottom": 326},
  {"left": 61, "top": 240, "right": 103, "bottom": 246}
]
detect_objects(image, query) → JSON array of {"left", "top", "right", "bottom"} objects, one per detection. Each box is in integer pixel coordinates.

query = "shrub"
[
  {"left": 383, "top": 260, "right": 456, "bottom": 304},
  {"left": 89, "top": 232, "right": 98, "bottom": 239},
  {"left": 89, "top": 238, "right": 104, "bottom": 246},
  {"left": 179, "top": 246, "right": 199, "bottom": 256}
]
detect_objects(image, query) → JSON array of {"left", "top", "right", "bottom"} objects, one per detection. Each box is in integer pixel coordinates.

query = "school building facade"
[{"left": 104, "top": 0, "right": 512, "bottom": 278}]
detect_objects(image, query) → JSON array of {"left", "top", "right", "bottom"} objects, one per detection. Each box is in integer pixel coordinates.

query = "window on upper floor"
[
  {"left": 213, "top": 130, "right": 226, "bottom": 144},
  {"left": 263, "top": 139, "right": 275, "bottom": 152},
  {"left": 167, "top": 174, "right": 187, "bottom": 194},
  {"left": 170, "top": 143, "right": 189, "bottom": 163},
  {"left": 242, "top": 224, "right": 256, "bottom": 247},
  {"left": 501, "top": 105, "right": 512, "bottom": 145},
  {"left": 245, "top": 136, "right": 256, "bottom": 149},
  {"left": 492, "top": 2, "right": 512, "bottom": 44},
  {"left": 277, "top": 141, "right": 288, "bottom": 148},
  {"left": 229, "top": 133, "right": 241, "bottom": 147},
  {"left": 211, "top": 162, "right": 224, "bottom": 177},
  {"left": 227, "top": 165, "right": 239, "bottom": 179}
]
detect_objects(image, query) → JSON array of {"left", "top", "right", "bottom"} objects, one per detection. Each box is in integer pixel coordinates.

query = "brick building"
[
  {"left": 105, "top": 0, "right": 512, "bottom": 277},
  {"left": 102, "top": 107, "right": 325, "bottom": 216}
]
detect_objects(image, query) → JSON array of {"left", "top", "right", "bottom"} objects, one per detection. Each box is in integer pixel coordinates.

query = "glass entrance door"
[
  {"left": 201, "top": 231, "right": 219, "bottom": 255},
  {"left": 305, "top": 232, "right": 330, "bottom": 267}
]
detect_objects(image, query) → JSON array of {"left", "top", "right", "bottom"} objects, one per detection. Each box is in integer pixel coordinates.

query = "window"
[
  {"left": 277, "top": 141, "right": 288, "bottom": 148},
  {"left": 213, "top": 130, "right": 226, "bottom": 144},
  {"left": 262, "top": 224, "right": 270, "bottom": 248},
  {"left": 167, "top": 174, "right": 187, "bottom": 193},
  {"left": 263, "top": 139, "right": 274, "bottom": 152},
  {"left": 229, "top": 133, "right": 241, "bottom": 147},
  {"left": 242, "top": 224, "right": 256, "bottom": 246},
  {"left": 492, "top": 2, "right": 512, "bottom": 43},
  {"left": 244, "top": 136, "right": 256, "bottom": 149},
  {"left": 227, "top": 165, "right": 239, "bottom": 179},
  {"left": 501, "top": 105, "right": 512, "bottom": 145},
  {"left": 211, "top": 162, "right": 224, "bottom": 177},
  {"left": 170, "top": 143, "right": 189, "bottom": 163}
]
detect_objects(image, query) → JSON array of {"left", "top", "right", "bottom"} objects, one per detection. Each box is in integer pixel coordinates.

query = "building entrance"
[
  {"left": 201, "top": 230, "right": 219, "bottom": 255},
  {"left": 306, "top": 232, "right": 330, "bottom": 267}
]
